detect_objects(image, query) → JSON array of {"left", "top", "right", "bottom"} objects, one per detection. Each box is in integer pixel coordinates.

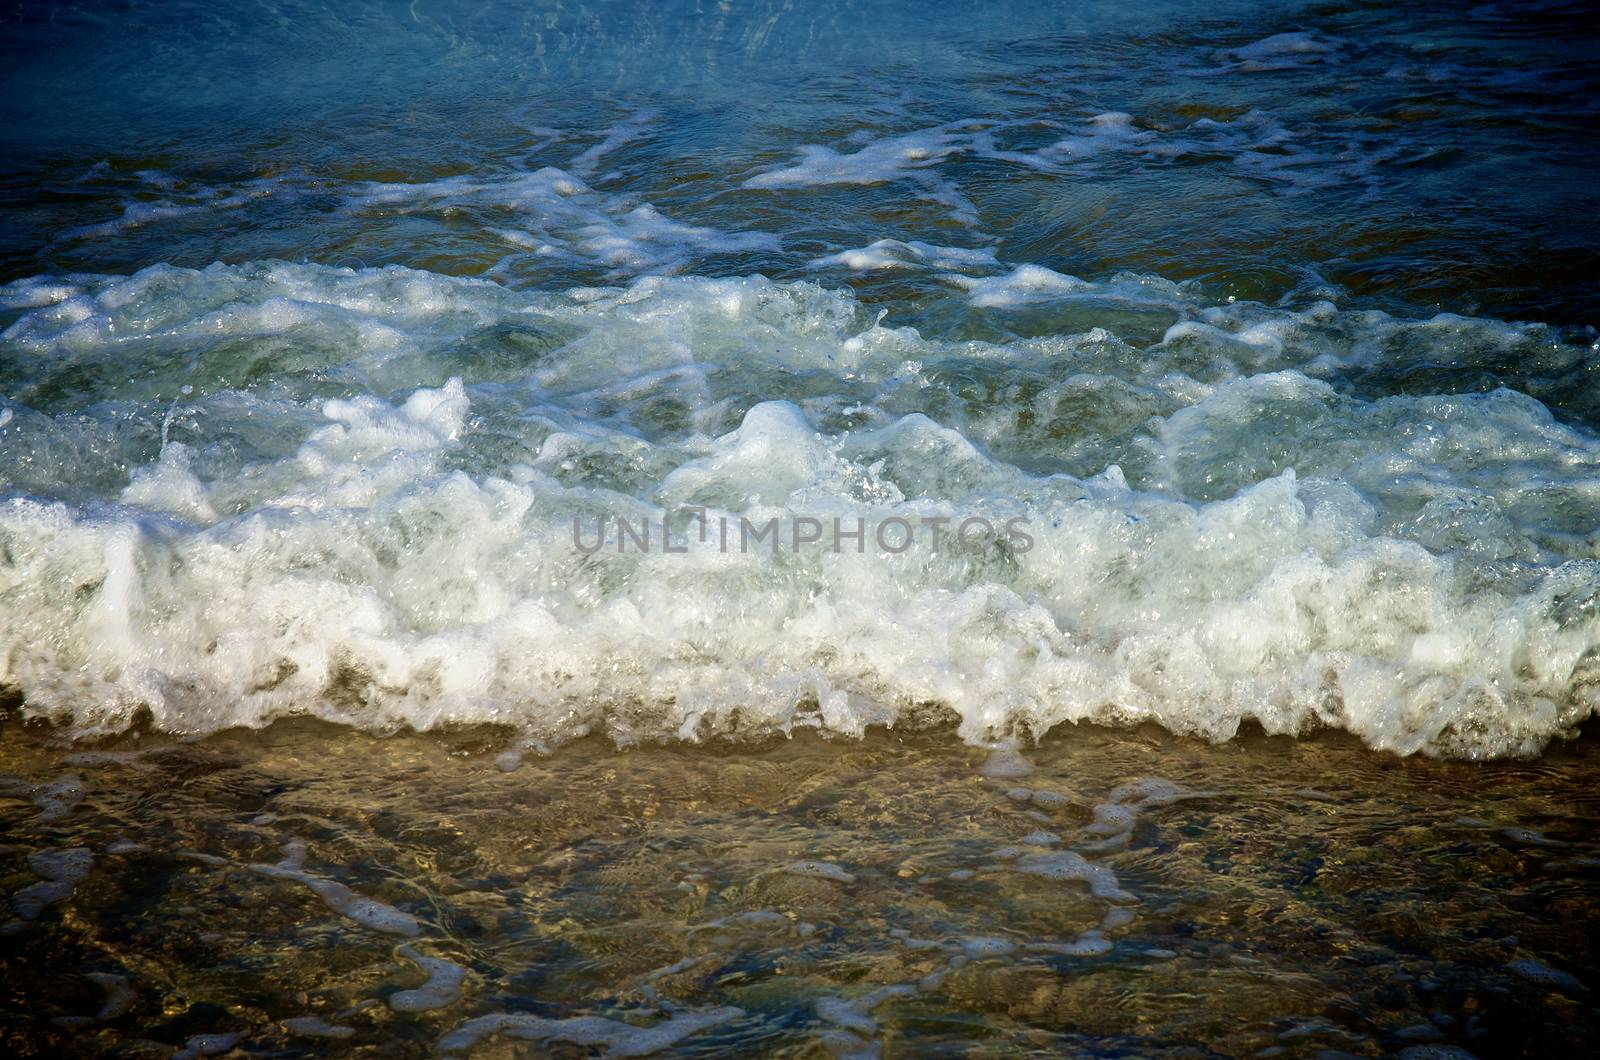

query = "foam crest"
[
  {"left": 744, "top": 122, "right": 990, "bottom": 225},
  {"left": 1, "top": 262, "right": 1597, "bottom": 757},
  {"left": 1215, "top": 32, "right": 1345, "bottom": 72},
  {"left": 744, "top": 124, "right": 986, "bottom": 189},
  {"left": 742, "top": 108, "right": 1410, "bottom": 224},
  {"left": 351, "top": 167, "right": 778, "bottom": 276},
  {"left": 46, "top": 160, "right": 776, "bottom": 280},
  {"left": 950, "top": 265, "right": 1189, "bottom": 309},
  {"left": 809, "top": 239, "right": 999, "bottom": 273}
]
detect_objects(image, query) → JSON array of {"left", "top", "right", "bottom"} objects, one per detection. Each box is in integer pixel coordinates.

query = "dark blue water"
[{"left": 3, "top": 0, "right": 1597, "bottom": 322}]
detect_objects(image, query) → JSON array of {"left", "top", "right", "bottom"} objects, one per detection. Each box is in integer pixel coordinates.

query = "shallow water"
[
  {"left": 2, "top": 716, "right": 1598, "bottom": 1056},
  {"left": 2, "top": 0, "right": 1600, "bottom": 1053}
]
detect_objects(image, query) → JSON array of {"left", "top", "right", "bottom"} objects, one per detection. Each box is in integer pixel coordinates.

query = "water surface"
[{"left": 2, "top": 0, "right": 1599, "bottom": 1054}]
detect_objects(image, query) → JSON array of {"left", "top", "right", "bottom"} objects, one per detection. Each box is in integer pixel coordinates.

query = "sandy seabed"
[{"left": 2, "top": 713, "right": 1597, "bottom": 1058}]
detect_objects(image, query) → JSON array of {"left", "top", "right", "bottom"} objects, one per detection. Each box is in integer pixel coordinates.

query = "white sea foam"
[
  {"left": 1013, "top": 851, "right": 1133, "bottom": 900},
  {"left": 744, "top": 124, "right": 985, "bottom": 189},
  {"left": 282, "top": 1016, "right": 356, "bottom": 1039},
  {"left": 437, "top": 1006, "right": 743, "bottom": 1056},
  {"left": 784, "top": 861, "right": 857, "bottom": 883},
  {"left": 249, "top": 859, "right": 422, "bottom": 937},
  {"left": 389, "top": 945, "right": 467, "bottom": 1012},
  {"left": 1, "top": 263, "right": 1597, "bottom": 758},
  {"left": 49, "top": 158, "right": 774, "bottom": 279},
  {"left": 350, "top": 167, "right": 777, "bottom": 276},
  {"left": 58, "top": 173, "right": 296, "bottom": 241},
  {"left": 173, "top": 1033, "right": 240, "bottom": 1060},
  {"left": 1215, "top": 32, "right": 1345, "bottom": 72},
  {"left": 1029, "top": 930, "right": 1113, "bottom": 957},
  {"left": 809, "top": 239, "right": 999, "bottom": 273},
  {"left": 980, "top": 112, "right": 1151, "bottom": 172},
  {"left": 570, "top": 108, "right": 661, "bottom": 177},
  {"left": 950, "top": 265, "right": 1190, "bottom": 308},
  {"left": 744, "top": 121, "right": 990, "bottom": 225},
  {"left": 11, "top": 847, "right": 95, "bottom": 921},
  {"left": 52, "top": 972, "right": 135, "bottom": 1028},
  {"left": 743, "top": 107, "right": 1404, "bottom": 224}
]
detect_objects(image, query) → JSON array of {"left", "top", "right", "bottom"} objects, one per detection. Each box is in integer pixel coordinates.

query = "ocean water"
[{"left": 2, "top": 0, "right": 1599, "bottom": 1055}]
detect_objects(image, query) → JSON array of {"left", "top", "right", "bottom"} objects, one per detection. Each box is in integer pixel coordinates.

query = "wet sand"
[{"left": 2, "top": 714, "right": 1597, "bottom": 1057}]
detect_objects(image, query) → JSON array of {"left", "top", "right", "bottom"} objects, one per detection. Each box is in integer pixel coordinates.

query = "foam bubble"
[
  {"left": 1030, "top": 930, "right": 1113, "bottom": 957},
  {"left": 784, "top": 861, "right": 857, "bottom": 883},
  {"left": 744, "top": 123, "right": 989, "bottom": 226},
  {"left": 981, "top": 749, "right": 1033, "bottom": 778},
  {"left": 1107, "top": 779, "right": 1216, "bottom": 807},
  {"left": 389, "top": 946, "right": 466, "bottom": 1012},
  {"left": 1085, "top": 803, "right": 1136, "bottom": 835},
  {"left": 1217, "top": 32, "right": 1344, "bottom": 72},
  {"left": 250, "top": 861, "right": 421, "bottom": 937},
  {"left": 28, "top": 847, "right": 93, "bottom": 882},
  {"left": 1507, "top": 958, "right": 1589, "bottom": 998},
  {"left": 32, "top": 775, "right": 84, "bottom": 822},
  {"left": 1013, "top": 851, "right": 1133, "bottom": 900},
  {"left": 809, "top": 240, "right": 999, "bottom": 273},
  {"left": 173, "top": 1033, "right": 240, "bottom": 1060},
  {"left": 951, "top": 265, "right": 1189, "bottom": 309},
  {"left": 282, "top": 1016, "right": 356, "bottom": 1039},
  {"left": 11, "top": 846, "right": 94, "bottom": 921},
  {"left": 437, "top": 1006, "right": 743, "bottom": 1057},
  {"left": 960, "top": 937, "right": 1016, "bottom": 959},
  {"left": 51, "top": 972, "right": 135, "bottom": 1028}
]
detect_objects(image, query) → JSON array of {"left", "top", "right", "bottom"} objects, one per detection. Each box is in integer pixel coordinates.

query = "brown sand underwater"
[{"left": 2, "top": 715, "right": 1597, "bottom": 1058}]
